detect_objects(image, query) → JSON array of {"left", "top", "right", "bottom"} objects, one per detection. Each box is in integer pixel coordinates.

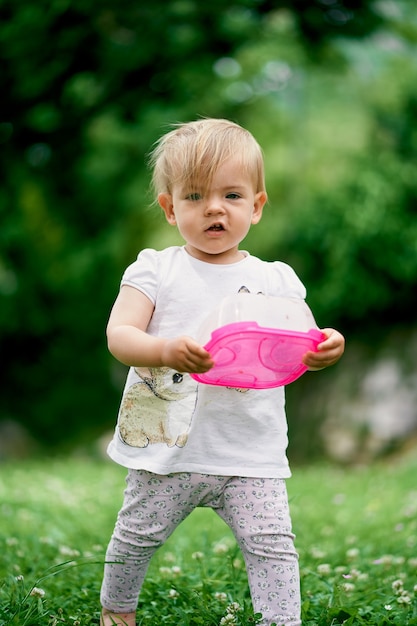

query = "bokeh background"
[{"left": 1, "top": 0, "right": 416, "bottom": 464}]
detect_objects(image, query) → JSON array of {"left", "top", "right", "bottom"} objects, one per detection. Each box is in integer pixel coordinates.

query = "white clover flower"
[
  {"left": 346, "top": 535, "right": 357, "bottom": 545},
  {"left": 59, "top": 546, "right": 80, "bottom": 557},
  {"left": 168, "top": 588, "right": 179, "bottom": 598},
  {"left": 384, "top": 604, "right": 393, "bottom": 611},
  {"left": 346, "top": 548, "right": 359, "bottom": 560},
  {"left": 30, "top": 587, "right": 46, "bottom": 598},
  {"left": 342, "top": 582, "right": 355, "bottom": 593},
  {"left": 213, "top": 542, "right": 229, "bottom": 554},
  {"left": 397, "top": 593, "right": 411, "bottom": 605},
  {"left": 214, "top": 592, "right": 228, "bottom": 602},
  {"left": 220, "top": 615, "right": 236, "bottom": 625},
  {"left": 6, "top": 537, "right": 18, "bottom": 546},
  {"left": 317, "top": 563, "right": 332, "bottom": 576},
  {"left": 226, "top": 602, "right": 242, "bottom": 614},
  {"left": 171, "top": 565, "right": 181, "bottom": 576},
  {"left": 392, "top": 579, "right": 404, "bottom": 592},
  {"left": 192, "top": 551, "right": 204, "bottom": 560},
  {"left": 15, "top": 575, "right": 24, "bottom": 582},
  {"left": 310, "top": 547, "right": 326, "bottom": 559},
  {"left": 374, "top": 554, "right": 394, "bottom": 565},
  {"left": 408, "top": 558, "right": 417, "bottom": 569},
  {"left": 332, "top": 493, "right": 345, "bottom": 505}
]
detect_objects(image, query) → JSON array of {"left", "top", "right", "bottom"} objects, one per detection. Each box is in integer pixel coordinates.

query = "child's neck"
[{"left": 184, "top": 245, "right": 246, "bottom": 264}]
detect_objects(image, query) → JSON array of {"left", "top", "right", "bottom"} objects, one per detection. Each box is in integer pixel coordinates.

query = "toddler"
[{"left": 100, "top": 118, "right": 345, "bottom": 626}]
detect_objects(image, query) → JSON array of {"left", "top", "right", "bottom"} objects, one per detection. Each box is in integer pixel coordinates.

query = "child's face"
[{"left": 158, "top": 157, "right": 267, "bottom": 264}]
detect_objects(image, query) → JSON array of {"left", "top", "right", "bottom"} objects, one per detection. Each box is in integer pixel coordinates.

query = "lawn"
[{"left": 1, "top": 452, "right": 416, "bottom": 625}]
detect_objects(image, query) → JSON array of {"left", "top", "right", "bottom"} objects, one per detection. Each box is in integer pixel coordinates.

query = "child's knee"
[{"left": 240, "top": 526, "right": 298, "bottom": 562}]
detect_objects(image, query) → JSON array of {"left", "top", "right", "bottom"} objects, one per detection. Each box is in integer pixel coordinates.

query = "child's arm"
[
  {"left": 106, "top": 286, "right": 214, "bottom": 373},
  {"left": 302, "top": 328, "right": 345, "bottom": 371}
]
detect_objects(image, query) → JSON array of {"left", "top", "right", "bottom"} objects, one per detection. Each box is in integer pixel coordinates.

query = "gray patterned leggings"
[{"left": 100, "top": 471, "right": 301, "bottom": 625}]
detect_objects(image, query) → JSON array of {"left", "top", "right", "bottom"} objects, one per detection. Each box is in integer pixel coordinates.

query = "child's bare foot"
[{"left": 100, "top": 609, "right": 136, "bottom": 626}]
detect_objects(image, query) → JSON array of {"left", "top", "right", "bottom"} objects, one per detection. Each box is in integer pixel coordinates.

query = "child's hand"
[
  {"left": 302, "top": 328, "right": 345, "bottom": 371},
  {"left": 161, "top": 336, "right": 214, "bottom": 373}
]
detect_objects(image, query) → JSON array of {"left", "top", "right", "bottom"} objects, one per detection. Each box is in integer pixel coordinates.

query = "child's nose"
[{"left": 205, "top": 196, "right": 225, "bottom": 214}]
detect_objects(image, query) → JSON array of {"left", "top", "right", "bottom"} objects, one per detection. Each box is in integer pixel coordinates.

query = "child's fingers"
[
  {"left": 173, "top": 338, "right": 214, "bottom": 372},
  {"left": 317, "top": 328, "right": 345, "bottom": 349}
]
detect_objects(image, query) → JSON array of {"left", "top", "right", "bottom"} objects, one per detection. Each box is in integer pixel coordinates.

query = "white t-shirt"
[{"left": 107, "top": 246, "right": 307, "bottom": 478}]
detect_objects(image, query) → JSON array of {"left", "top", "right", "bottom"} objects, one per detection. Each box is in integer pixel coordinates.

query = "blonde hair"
[{"left": 149, "top": 118, "right": 265, "bottom": 197}]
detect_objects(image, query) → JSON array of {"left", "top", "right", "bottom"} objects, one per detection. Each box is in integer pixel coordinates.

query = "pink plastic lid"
[{"left": 191, "top": 322, "right": 325, "bottom": 389}]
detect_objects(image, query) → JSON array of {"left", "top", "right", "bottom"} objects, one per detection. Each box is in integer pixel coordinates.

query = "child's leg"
[
  {"left": 101, "top": 469, "right": 188, "bottom": 615},
  {"left": 100, "top": 470, "right": 223, "bottom": 617},
  {"left": 217, "top": 477, "right": 301, "bottom": 626}
]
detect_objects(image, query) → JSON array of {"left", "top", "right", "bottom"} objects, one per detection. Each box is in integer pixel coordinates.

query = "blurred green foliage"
[{"left": 0, "top": 0, "right": 416, "bottom": 447}]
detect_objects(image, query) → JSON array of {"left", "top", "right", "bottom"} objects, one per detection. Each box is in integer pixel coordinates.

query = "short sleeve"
[
  {"left": 270, "top": 261, "right": 307, "bottom": 299},
  {"left": 121, "top": 248, "right": 160, "bottom": 304}
]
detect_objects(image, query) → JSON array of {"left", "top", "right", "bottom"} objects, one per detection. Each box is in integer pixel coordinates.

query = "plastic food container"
[{"left": 191, "top": 293, "right": 324, "bottom": 389}]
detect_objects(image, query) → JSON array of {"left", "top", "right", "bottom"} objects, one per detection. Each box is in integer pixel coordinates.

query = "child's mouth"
[{"left": 207, "top": 224, "right": 224, "bottom": 231}]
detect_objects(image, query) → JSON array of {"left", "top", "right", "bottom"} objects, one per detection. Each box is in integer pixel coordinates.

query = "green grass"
[{"left": 1, "top": 453, "right": 417, "bottom": 625}]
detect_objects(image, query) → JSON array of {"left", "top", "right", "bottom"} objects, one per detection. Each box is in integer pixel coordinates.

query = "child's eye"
[
  {"left": 186, "top": 193, "right": 202, "bottom": 201},
  {"left": 226, "top": 193, "right": 241, "bottom": 199}
]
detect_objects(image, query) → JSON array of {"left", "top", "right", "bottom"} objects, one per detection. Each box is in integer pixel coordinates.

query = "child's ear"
[
  {"left": 251, "top": 191, "right": 267, "bottom": 225},
  {"left": 158, "top": 193, "right": 176, "bottom": 225}
]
